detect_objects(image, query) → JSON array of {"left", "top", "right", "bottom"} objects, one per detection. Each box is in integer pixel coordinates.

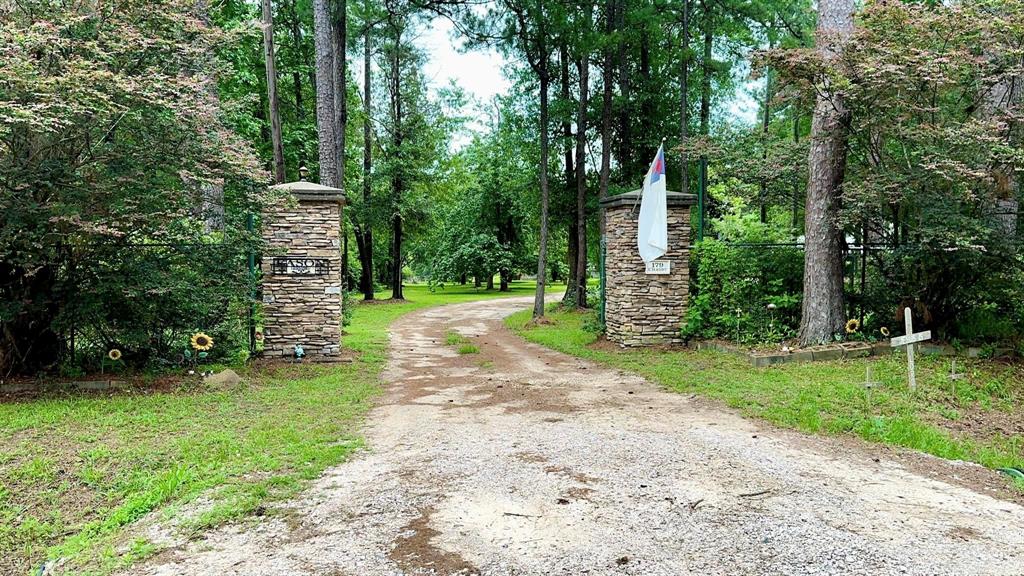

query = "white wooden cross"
[
  {"left": 949, "top": 358, "right": 965, "bottom": 398},
  {"left": 890, "top": 307, "right": 931, "bottom": 391}
]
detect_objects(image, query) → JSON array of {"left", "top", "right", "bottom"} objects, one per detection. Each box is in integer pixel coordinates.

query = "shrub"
[
  {"left": 683, "top": 205, "right": 803, "bottom": 344},
  {"left": 683, "top": 240, "right": 803, "bottom": 344},
  {"left": 0, "top": 1, "right": 266, "bottom": 375}
]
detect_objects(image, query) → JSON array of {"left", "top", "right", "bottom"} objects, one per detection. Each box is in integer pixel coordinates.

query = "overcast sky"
[
  {"left": 417, "top": 18, "right": 511, "bottom": 105},
  {"left": 405, "top": 16, "right": 760, "bottom": 140}
]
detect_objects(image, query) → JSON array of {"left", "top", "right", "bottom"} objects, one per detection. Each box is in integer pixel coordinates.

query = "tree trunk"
[
  {"left": 256, "top": 87, "right": 271, "bottom": 151},
  {"left": 798, "top": 0, "right": 854, "bottom": 345},
  {"left": 639, "top": 27, "right": 652, "bottom": 162},
  {"left": 699, "top": 2, "right": 711, "bottom": 137},
  {"left": 698, "top": 0, "right": 712, "bottom": 230},
  {"left": 287, "top": 0, "right": 307, "bottom": 169},
  {"left": 333, "top": 0, "right": 347, "bottom": 193},
  {"left": 359, "top": 5, "right": 374, "bottom": 300},
  {"left": 615, "top": 2, "right": 632, "bottom": 181},
  {"left": 333, "top": 0, "right": 348, "bottom": 297},
  {"left": 389, "top": 19, "right": 404, "bottom": 300},
  {"left": 487, "top": 274, "right": 495, "bottom": 290},
  {"left": 262, "top": 0, "right": 286, "bottom": 183},
  {"left": 355, "top": 224, "right": 373, "bottom": 297},
  {"left": 792, "top": 110, "right": 800, "bottom": 231},
  {"left": 532, "top": 34, "right": 551, "bottom": 319},
  {"left": 977, "top": 38, "right": 1022, "bottom": 225},
  {"left": 312, "top": 0, "right": 339, "bottom": 187},
  {"left": 288, "top": 0, "right": 305, "bottom": 117},
  {"left": 599, "top": 0, "right": 615, "bottom": 238},
  {"left": 560, "top": 41, "right": 577, "bottom": 306},
  {"left": 759, "top": 47, "right": 772, "bottom": 223},
  {"left": 679, "top": 0, "right": 689, "bottom": 194},
  {"left": 574, "top": 37, "right": 590, "bottom": 308}
]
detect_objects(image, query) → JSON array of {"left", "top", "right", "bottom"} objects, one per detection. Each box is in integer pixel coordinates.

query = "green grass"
[
  {"left": 445, "top": 330, "right": 468, "bottom": 346},
  {"left": 507, "top": 308, "right": 1024, "bottom": 480},
  {"left": 0, "top": 281, "right": 552, "bottom": 576},
  {"left": 443, "top": 329, "right": 478, "bottom": 354}
]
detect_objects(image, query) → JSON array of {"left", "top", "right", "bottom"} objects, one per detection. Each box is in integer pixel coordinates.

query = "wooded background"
[{"left": 2, "top": 0, "right": 1022, "bottom": 375}]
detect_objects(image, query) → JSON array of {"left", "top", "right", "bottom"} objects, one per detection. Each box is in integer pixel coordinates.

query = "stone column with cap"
[
  {"left": 600, "top": 190, "right": 697, "bottom": 346},
  {"left": 261, "top": 179, "right": 346, "bottom": 359}
]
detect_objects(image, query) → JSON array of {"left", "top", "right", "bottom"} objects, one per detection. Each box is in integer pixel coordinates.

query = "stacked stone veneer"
[
  {"left": 601, "top": 190, "right": 697, "bottom": 346},
  {"left": 262, "top": 192, "right": 345, "bottom": 358}
]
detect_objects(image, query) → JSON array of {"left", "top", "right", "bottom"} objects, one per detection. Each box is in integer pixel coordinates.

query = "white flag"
[{"left": 637, "top": 144, "right": 668, "bottom": 263}]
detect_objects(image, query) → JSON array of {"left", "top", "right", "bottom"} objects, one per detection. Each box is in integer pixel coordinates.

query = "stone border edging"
[{"left": 695, "top": 340, "right": 1013, "bottom": 368}]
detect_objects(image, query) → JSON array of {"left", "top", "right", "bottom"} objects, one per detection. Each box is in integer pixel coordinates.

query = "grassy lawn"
[
  {"left": 0, "top": 281, "right": 549, "bottom": 576},
  {"left": 507, "top": 308, "right": 1024, "bottom": 484}
]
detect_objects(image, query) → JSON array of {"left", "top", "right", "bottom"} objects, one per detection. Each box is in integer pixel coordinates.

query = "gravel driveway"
[{"left": 136, "top": 296, "right": 1024, "bottom": 576}]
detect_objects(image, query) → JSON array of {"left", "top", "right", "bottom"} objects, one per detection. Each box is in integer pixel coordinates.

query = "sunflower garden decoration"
[
  {"left": 844, "top": 318, "right": 860, "bottom": 335},
  {"left": 191, "top": 332, "right": 214, "bottom": 352},
  {"left": 184, "top": 332, "right": 214, "bottom": 374},
  {"left": 101, "top": 348, "right": 123, "bottom": 375}
]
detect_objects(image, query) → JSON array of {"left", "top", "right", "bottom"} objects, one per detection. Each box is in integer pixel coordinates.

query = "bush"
[
  {"left": 683, "top": 205, "right": 803, "bottom": 344},
  {"left": 0, "top": 1, "right": 266, "bottom": 375},
  {"left": 683, "top": 240, "right": 803, "bottom": 344},
  {"left": 859, "top": 245, "right": 1024, "bottom": 345},
  {"left": 52, "top": 242, "right": 257, "bottom": 372}
]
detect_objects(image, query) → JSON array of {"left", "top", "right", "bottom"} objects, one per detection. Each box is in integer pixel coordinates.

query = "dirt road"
[{"left": 137, "top": 296, "right": 1024, "bottom": 576}]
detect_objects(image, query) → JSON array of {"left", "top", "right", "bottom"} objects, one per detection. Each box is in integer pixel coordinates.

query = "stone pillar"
[
  {"left": 600, "top": 190, "right": 696, "bottom": 346},
  {"left": 261, "top": 182, "right": 346, "bottom": 359}
]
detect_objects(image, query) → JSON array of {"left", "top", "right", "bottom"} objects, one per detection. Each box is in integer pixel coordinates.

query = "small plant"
[
  {"left": 445, "top": 331, "right": 468, "bottom": 346},
  {"left": 444, "top": 330, "right": 477, "bottom": 354},
  {"left": 581, "top": 311, "right": 605, "bottom": 335},
  {"left": 342, "top": 290, "right": 355, "bottom": 327}
]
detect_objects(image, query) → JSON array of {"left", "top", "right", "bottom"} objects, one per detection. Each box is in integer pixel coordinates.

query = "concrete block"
[
  {"left": 751, "top": 353, "right": 791, "bottom": 368},
  {"left": 811, "top": 347, "right": 844, "bottom": 362}
]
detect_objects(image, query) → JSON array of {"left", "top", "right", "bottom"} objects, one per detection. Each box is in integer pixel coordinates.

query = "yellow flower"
[
  {"left": 190, "top": 332, "right": 214, "bottom": 351},
  {"left": 880, "top": 326, "right": 890, "bottom": 337},
  {"left": 108, "top": 349, "right": 122, "bottom": 361},
  {"left": 844, "top": 319, "right": 860, "bottom": 334}
]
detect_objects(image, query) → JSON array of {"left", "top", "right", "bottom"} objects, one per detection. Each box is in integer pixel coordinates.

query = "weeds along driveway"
[{"left": 135, "top": 296, "right": 1024, "bottom": 576}]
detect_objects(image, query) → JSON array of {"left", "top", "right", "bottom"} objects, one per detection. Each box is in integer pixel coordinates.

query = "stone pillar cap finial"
[{"left": 298, "top": 166, "right": 309, "bottom": 181}]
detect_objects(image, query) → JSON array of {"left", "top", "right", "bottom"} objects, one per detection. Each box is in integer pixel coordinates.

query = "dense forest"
[{"left": 2, "top": 0, "right": 1023, "bottom": 375}]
